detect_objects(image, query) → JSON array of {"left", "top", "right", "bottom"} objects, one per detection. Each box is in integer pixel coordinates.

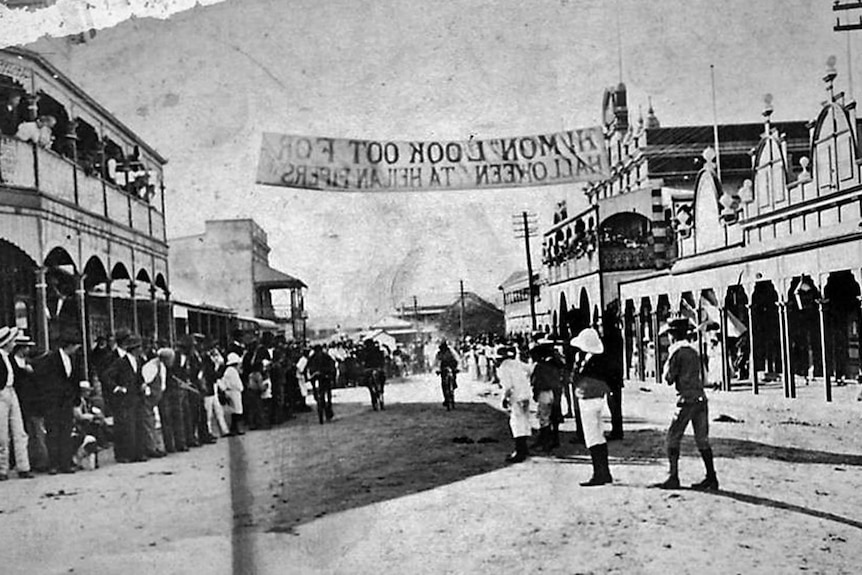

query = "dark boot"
[
  {"left": 691, "top": 448, "right": 719, "bottom": 491},
  {"left": 652, "top": 447, "right": 681, "bottom": 489},
  {"left": 580, "top": 445, "right": 605, "bottom": 486},
  {"left": 505, "top": 437, "right": 529, "bottom": 463},
  {"left": 581, "top": 443, "right": 612, "bottom": 486},
  {"left": 531, "top": 427, "right": 547, "bottom": 450},
  {"left": 550, "top": 423, "right": 560, "bottom": 450},
  {"left": 598, "top": 443, "right": 613, "bottom": 483},
  {"left": 541, "top": 427, "right": 554, "bottom": 454}
]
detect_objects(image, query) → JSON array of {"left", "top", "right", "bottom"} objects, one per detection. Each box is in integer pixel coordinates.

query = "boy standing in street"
[
  {"left": 653, "top": 317, "right": 719, "bottom": 491},
  {"left": 498, "top": 344, "right": 532, "bottom": 463}
]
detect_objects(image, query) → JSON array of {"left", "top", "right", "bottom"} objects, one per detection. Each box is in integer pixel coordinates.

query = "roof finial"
[
  {"left": 646, "top": 97, "right": 660, "bottom": 128},
  {"left": 825, "top": 55, "right": 838, "bottom": 99}
]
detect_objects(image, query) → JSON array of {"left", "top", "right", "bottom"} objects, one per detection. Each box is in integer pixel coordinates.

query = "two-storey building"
[
  {"left": 619, "top": 58, "right": 862, "bottom": 403},
  {"left": 541, "top": 82, "right": 808, "bottom": 347},
  {"left": 0, "top": 47, "right": 170, "bottom": 375},
  {"left": 169, "top": 219, "right": 308, "bottom": 342}
]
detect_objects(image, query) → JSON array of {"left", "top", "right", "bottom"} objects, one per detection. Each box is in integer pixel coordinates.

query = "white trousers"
[
  {"left": 0, "top": 387, "right": 30, "bottom": 475},
  {"left": 580, "top": 397, "right": 607, "bottom": 448},
  {"left": 204, "top": 395, "right": 230, "bottom": 436},
  {"left": 509, "top": 400, "right": 531, "bottom": 438}
]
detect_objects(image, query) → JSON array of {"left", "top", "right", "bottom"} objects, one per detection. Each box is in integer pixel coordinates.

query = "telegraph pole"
[
  {"left": 413, "top": 295, "right": 420, "bottom": 346},
  {"left": 835, "top": 1, "right": 861, "bottom": 99},
  {"left": 512, "top": 211, "right": 539, "bottom": 332},
  {"left": 459, "top": 280, "right": 466, "bottom": 340}
]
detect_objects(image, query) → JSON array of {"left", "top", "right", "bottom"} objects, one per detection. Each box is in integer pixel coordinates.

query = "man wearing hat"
[
  {"left": 218, "top": 352, "right": 245, "bottom": 435},
  {"left": 498, "top": 344, "right": 532, "bottom": 463},
  {"left": 570, "top": 328, "right": 613, "bottom": 486},
  {"left": 12, "top": 332, "right": 47, "bottom": 472},
  {"left": 0, "top": 326, "right": 33, "bottom": 479},
  {"left": 103, "top": 333, "right": 147, "bottom": 463},
  {"left": 140, "top": 348, "right": 172, "bottom": 458},
  {"left": 529, "top": 340, "right": 564, "bottom": 453},
  {"left": 653, "top": 317, "right": 719, "bottom": 491},
  {"left": 32, "top": 328, "right": 84, "bottom": 474}
]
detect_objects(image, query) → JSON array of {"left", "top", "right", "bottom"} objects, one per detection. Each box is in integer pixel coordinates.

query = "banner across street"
[{"left": 256, "top": 128, "right": 609, "bottom": 192}]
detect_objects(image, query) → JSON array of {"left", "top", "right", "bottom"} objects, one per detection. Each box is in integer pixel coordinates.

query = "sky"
[{"left": 0, "top": 0, "right": 857, "bottom": 326}]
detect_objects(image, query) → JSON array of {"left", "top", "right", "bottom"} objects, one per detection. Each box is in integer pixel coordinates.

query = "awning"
[
  {"left": 236, "top": 315, "right": 281, "bottom": 330},
  {"left": 254, "top": 262, "right": 306, "bottom": 289}
]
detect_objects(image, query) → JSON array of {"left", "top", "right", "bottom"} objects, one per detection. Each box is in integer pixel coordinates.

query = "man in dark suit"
[
  {"left": 103, "top": 333, "right": 147, "bottom": 463},
  {"left": 33, "top": 330, "right": 84, "bottom": 474}
]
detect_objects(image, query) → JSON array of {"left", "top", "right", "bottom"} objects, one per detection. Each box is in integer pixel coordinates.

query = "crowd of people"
[
  {"left": 0, "top": 318, "right": 721, "bottom": 493},
  {"left": 0, "top": 91, "right": 155, "bottom": 200},
  {"left": 0, "top": 325, "right": 321, "bottom": 480}
]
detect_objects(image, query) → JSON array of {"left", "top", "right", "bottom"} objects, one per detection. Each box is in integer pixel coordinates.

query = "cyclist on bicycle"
[
  {"left": 434, "top": 340, "right": 460, "bottom": 405},
  {"left": 358, "top": 339, "right": 386, "bottom": 407},
  {"left": 306, "top": 345, "right": 336, "bottom": 421}
]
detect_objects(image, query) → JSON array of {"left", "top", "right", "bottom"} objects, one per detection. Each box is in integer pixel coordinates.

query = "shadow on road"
[
  {"left": 237, "top": 401, "right": 512, "bottom": 533},
  {"left": 548, "top": 429, "right": 862, "bottom": 468},
  {"left": 710, "top": 489, "right": 862, "bottom": 530}
]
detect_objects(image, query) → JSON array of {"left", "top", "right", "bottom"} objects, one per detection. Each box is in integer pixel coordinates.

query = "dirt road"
[{"left": 1, "top": 374, "right": 860, "bottom": 574}]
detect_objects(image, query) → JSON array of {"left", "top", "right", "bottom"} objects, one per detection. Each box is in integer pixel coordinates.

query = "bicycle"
[
  {"left": 438, "top": 366, "right": 457, "bottom": 410},
  {"left": 309, "top": 371, "right": 334, "bottom": 424},
  {"left": 366, "top": 368, "right": 385, "bottom": 411}
]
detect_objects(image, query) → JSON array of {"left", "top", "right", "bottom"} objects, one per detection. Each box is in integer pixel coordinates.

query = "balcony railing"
[
  {"left": 598, "top": 244, "right": 656, "bottom": 271},
  {"left": 0, "top": 136, "right": 166, "bottom": 243}
]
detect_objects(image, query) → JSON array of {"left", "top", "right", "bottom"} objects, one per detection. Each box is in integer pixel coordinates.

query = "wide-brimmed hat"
[
  {"left": 661, "top": 317, "right": 697, "bottom": 337},
  {"left": 495, "top": 345, "right": 517, "bottom": 359},
  {"left": 570, "top": 328, "right": 604, "bottom": 355},
  {"left": 122, "top": 334, "right": 143, "bottom": 350},
  {"left": 0, "top": 326, "right": 20, "bottom": 348},
  {"left": 529, "top": 341, "right": 556, "bottom": 360},
  {"left": 226, "top": 352, "right": 241, "bottom": 366},
  {"left": 58, "top": 328, "right": 83, "bottom": 347},
  {"left": 13, "top": 333, "right": 35, "bottom": 348}
]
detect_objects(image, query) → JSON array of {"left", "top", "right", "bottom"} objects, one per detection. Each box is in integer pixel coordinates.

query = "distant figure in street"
[
  {"left": 571, "top": 328, "right": 613, "bottom": 487},
  {"left": 529, "top": 340, "right": 564, "bottom": 453},
  {"left": 652, "top": 318, "right": 719, "bottom": 491},
  {"left": 433, "top": 341, "right": 460, "bottom": 405},
  {"left": 498, "top": 344, "right": 532, "bottom": 463}
]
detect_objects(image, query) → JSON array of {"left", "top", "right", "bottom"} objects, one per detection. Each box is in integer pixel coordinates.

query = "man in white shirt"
[{"left": 0, "top": 326, "right": 33, "bottom": 479}]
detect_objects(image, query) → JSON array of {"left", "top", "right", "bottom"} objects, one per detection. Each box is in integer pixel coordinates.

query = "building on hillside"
[
  {"left": 0, "top": 47, "right": 170, "bottom": 375},
  {"left": 394, "top": 292, "right": 504, "bottom": 339},
  {"left": 170, "top": 219, "right": 307, "bottom": 341},
  {"left": 498, "top": 270, "right": 550, "bottom": 336},
  {"left": 540, "top": 82, "right": 809, "bottom": 349},
  {"left": 619, "top": 58, "right": 862, "bottom": 402}
]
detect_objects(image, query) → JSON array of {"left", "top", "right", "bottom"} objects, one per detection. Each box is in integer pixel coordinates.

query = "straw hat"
[
  {"left": 570, "top": 328, "right": 604, "bottom": 355},
  {"left": 226, "top": 352, "right": 241, "bottom": 366},
  {"left": 0, "top": 326, "right": 20, "bottom": 349},
  {"left": 495, "top": 345, "right": 517, "bottom": 359},
  {"left": 660, "top": 317, "right": 696, "bottom": 337}
]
